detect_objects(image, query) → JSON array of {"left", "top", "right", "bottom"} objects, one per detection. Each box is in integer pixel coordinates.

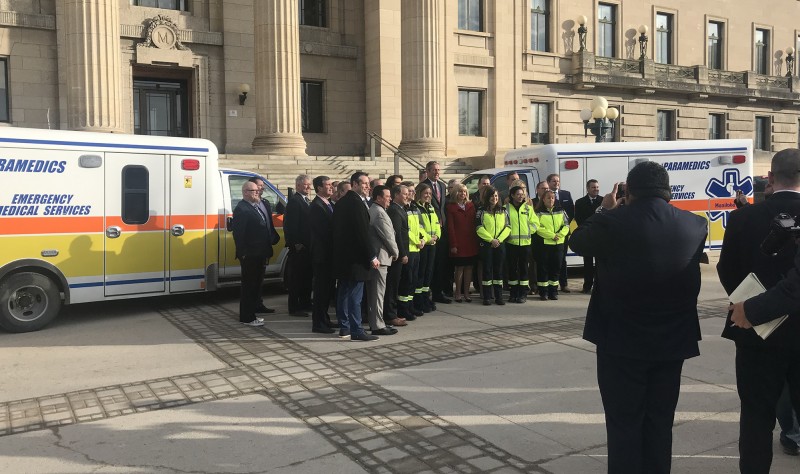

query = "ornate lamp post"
[
  {"left": 786, "top": 46, "right": 795, "bottom": 77},
  {"left": 580, "top": 96, "right": 619, "bottom": 143},
  {"left": 576, "top": 15, "right": 588, "bottom": 52},
  {"left": 638, "top": 25, "right": 649, "bottom": 61}
]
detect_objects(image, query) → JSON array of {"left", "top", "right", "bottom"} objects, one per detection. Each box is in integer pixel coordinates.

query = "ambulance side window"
[{"left": 121, "top": 165, "right": 149, "bottom": 225}]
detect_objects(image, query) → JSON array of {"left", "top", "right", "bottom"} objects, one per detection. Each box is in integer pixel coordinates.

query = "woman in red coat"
[{"left": 446, "top": 183, "right": 479, "bottom": 302}]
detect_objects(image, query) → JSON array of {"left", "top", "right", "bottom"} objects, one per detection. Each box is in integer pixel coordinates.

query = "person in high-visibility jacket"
[
  {"left": 476, "top": 186, "right": 511, "bottom": 305},
  {"left": 506, "top": 185, "right": 539, "bottom": 303},
  {"left": 535, "top": 190, "right": 570, "bottom": 301},
  {"left": 399, "top": 186, "right": 429, "bottom": 318},
  {"left": 415, "top": 183, "right": 440, "bottom": 313}
]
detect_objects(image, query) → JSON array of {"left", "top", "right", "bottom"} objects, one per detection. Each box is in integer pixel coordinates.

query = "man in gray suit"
[{"left": 368, "top": 185, "right": 400, "bottom": 336}]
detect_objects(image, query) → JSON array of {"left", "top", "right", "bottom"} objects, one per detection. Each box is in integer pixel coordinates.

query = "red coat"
[{"left": 446, "top": 201, "right": 479, "bottom": 258}]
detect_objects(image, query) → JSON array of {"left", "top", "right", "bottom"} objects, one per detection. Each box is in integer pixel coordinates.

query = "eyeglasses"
[{"left": 244, "top": 189, "right": 260, "bottom": 193}]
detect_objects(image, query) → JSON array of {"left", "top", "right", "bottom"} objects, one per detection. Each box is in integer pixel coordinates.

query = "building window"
[
  {"left": 530, "top": 102, "right": 550, "bottom": 144},
  {"left": 755, "top": 116, "right": 770, "bottom": 151},
  {"left": 132, "top": 0, "right": 189, "bottom": 10},
  {"left": 299, "top": 0, "right": 326, "bottom": 28},
  {"left": 708, "top": 21, "right": 723, "bottom": 70},
  {"left": 657, "top": 110, "right": 675, "bottom": 141},
  {"left": 0, "top": 58, "right": 8, "bottom": 122},
  {"left": 530, "top": 0, "right": 549, "bottom": 52},
  {"left": 122, "top": 166, "right": 150, "bottom": 225},
  {"left": 755, "top": 29, "right": 769, "bottom": 75},
  {"left": 300, "top": 81, "right": 324, "bottom": 133},
  {"left": 458, "top": 0, "right": 483, "bottom": 32},
  {"left": 655, "top": 13, "right": 673, "bottom": 64},
  {"left": 459, "top": 89, "right": 483, "bottom": 136},
  {"left": 708, "top": 114, "right": 724, "bottom": 140},
  {"left": 597, "top": 3, "right": 616, "bottom": 58}
]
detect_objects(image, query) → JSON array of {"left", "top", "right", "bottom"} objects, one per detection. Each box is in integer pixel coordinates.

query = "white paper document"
[{"left": 728, "top": 273, "right": 789, "bottom": 340}]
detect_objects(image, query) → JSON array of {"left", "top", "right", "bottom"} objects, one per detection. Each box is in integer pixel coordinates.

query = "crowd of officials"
[{"left": 232, "top": 161, "right": 604, "bottom": 339}]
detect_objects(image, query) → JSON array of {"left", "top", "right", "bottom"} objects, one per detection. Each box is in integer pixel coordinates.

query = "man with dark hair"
[
  {"left": 384, "top": 185, "right": 410, "bottom": 326},
  {"left": 718, "top": 148, "right": 800, "bottom": 472},
  {"left": 386, "top": 175, "right": 403, "bottom": 188},
  {"left": 367, "top": 185, "right": 399, "bottom": 336},
  {"left": 331, "top": 172, "right": 379, "bottom": 341},
  {"left": 423, "top": 160, "right": 452, "bottom": 303},
  {"left": 284, "top": 174, "right": 313, "bottom": 317},
  {"left": 309, "top": 175, "right": 337, "bottom": 334},
  {"left": 570, "top": 161, "right": 708, "bottom": 474},
  {"left": 471, "top": 175, "right": 492, "bottom": 207},
  {"left": 573, "top": 179, "right": 602, "bottom": 293},
  {"left": 547, "top": 173, "right": 574, "bottom": 292}
]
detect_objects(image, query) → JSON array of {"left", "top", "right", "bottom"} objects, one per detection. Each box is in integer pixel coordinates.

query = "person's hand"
[
  {"left": 553, "top": 234, "right": 561, "bottom": 242},
  {"left": 491, "top": 239, "right": 500, "bottom": 248},
  {"left": 371, "top": 258, "right": 380, "bottom": 269},
  {"left": 401, "top": 256, "right": 408, "bottom": 264},
  {"left": 418, "top": 240, "right": 425, "bottom": 249},
  {"left": 733, "top": 190, "right": 748, "bottom": 209},
  {"left": 729, "top": 302, "right": 753, "bottom": 329},
  {"left": 450, "top": 247, "right": 458, "bottom": 255},
  {"left": 601, "top": 182, "right": 623, "bottom": 210}
]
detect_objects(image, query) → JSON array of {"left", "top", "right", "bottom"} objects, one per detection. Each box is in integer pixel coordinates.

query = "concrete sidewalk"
[{"left": 0, "top": 263, "right": 796, "bottom": 473}]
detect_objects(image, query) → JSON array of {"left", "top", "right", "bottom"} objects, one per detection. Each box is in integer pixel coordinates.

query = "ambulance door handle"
[
  {"left": 106, "top": 226, "right": 121, "bottom": 239},
  {"left": 171, "top": 224, "right": 185, "bottom": 237}
]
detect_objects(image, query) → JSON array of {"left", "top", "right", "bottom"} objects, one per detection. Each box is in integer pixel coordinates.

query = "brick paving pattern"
[{"left": 0, "top": 297, "right": 730, "bottom": 472}]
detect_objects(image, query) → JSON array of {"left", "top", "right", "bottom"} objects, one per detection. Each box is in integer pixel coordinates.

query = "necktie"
[
  {"left": 254, "top": 205, "right": 267, "bottom": 223},
  {"left": 327, "top": 201, "right": 333, "bottom": 213},
  {"left": 434, "top": 183, "right": 440, "bottom": 202},
  {"left": 303, "top": 195, "right": 310, "bottom": 205}
]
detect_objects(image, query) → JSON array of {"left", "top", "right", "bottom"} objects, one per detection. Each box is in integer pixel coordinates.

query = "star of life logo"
[{"left": 704, "top": 168, "right": 753, "bottom": 228}]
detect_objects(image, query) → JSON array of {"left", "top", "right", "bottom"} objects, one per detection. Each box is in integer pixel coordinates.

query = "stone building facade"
[{"left": 1, "top": 1, "right": 799, "bottom": 172}]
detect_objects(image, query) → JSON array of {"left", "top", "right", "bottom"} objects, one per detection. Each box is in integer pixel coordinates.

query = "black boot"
[
  {"left": 507, "top": 286, "right": 517, "bottom": 303},
  {"left": 538, "top": 286, "right": 548, "bottom": 301},
  {"left": 482, "top": 286, "right": 492, "bottom": 305},
  {"left": 494, "top": 285, "right": 505, "bottom": 305},
  {"left": 548, "top": 286, "right": 559, "bottom": 300},
  {"left": 517, "top": 286, "right": 527, "bottom": 303}
]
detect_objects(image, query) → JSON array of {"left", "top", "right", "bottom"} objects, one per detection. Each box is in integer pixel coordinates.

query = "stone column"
[
  {"left": 252, "top": 1, "right": 307, "bottom": 156},
  {"left": 63, "top": 0, "right": 123, "bottom": 132},
  {"left": 399, "top": 0, "right": 445, "bottom": 157}
]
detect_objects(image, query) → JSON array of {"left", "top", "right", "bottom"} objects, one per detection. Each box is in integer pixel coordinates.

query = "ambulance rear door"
[
  {"left": 104, "top": 154, "right": 167, "bottom": 296},
  {"left": 168, "top": 155, "right": 206, "bottom": 293}
]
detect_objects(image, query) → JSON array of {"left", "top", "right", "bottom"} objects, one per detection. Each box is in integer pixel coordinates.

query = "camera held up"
[{"left": 760, "top": 213, "right": 800, "bottom": 256}]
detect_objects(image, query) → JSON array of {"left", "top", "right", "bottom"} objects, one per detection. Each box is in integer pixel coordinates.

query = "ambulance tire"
[{"left": 0, "top": 272, "right": 61, "bottom": 333}]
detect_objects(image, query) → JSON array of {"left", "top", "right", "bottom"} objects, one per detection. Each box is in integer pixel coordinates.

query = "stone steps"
[{"left": 219, "top": 154, "right": 476, "bottom": 195}]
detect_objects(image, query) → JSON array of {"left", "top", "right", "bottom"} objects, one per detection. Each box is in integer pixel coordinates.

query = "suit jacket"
[
  {"left": 574, "top": 194, "right": 602, "bottom": 226},
  {"left": 570, "top": 197, "right": 708, "bottom": 361},
  {"left": 387, "top": 201, "right": 410, "bottom": 260},
  {"left": 745, "top": 245, "right": 800, "bottom": 325},
  {"left": 284, "top": 192, "right": 311, "bottom": 248},
  {"left": 554, "top": 189, "right": 575, "bottom": 221},
  {"left": 717, "top": 191, "right": 800, "bottom": 347},
  {"left": 332, "top": 191, "right": 375, "bottom": 281},
  {"left": 424, "top": 178, "right": 448, "bottom": 227},
  {"left": 309, "top": 195, "right": 334, "bottom": 265},
  {"left": 368, "top": 202, "right": 399, "bottom": 266},
  {"left": 232, "top": 199, "right": 280, "bottom": 260}
]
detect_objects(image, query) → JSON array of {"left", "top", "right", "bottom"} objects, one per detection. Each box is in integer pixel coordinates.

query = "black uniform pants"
[
  {"left": 311, "top": 262, "right": 334, "bottom": 329},
  {"left": 384, "top": 259, "right": 403, "bottom": 319},
  {"left": 479, "top": 243, "right": 505, "bottom": 286},
  {"left": 399, "top": 252, "right": 420, "bottom": 308},
  {"left": 538, "top": 244, "right": 563, "bottom": 287},
  {"left": 505, "top": 244, "right": 530, "bottom": 286},
  {"left": 287, "top": 248, "right": 312, "bottom": 312}
]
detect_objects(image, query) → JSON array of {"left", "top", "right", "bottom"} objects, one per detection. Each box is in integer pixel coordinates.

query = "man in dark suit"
[
  {"left": 385, "top": 184, "right": 410, "bottom": 325},
  {"left": 332, "top": 172, "right": 380, "bottom": 341},
  {"left": 548, "top": 173, "right": 574, "bottom": 292},
  {"left": 423, "top": 161, "right": 452, "bottom": 303},
  {"left": 573, "top": 179, "right": 602, "bottom": 293},
  {"left": 232, "top": 180, "right": 281, "bottom": 326},
  {"left": 284, "top": 174, "right": 313, "bottom": 317},
  {"left": 309, "top": 175, "right": 337, "bottom": 334},
  {"left": 717, "top": 148, "right": 800, "bottom": 473},
  {"left": 470, "top": 175, "right": 491, "bottom": 207},
  {"left": 570, "top": 162, "right": 708, "bottom": 474}
]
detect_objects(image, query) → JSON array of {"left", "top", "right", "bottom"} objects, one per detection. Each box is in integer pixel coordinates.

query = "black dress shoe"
[
  {"left": 780, "top": 438, "right": 800, "bottom": 456},
  {"left": 560, "top": 287, "right": 572, "bottom": 293},
  {"left": 372, "top": 327, "right": 398, "bottom": 336},
  {"left": 312, "top": 327, "right": 335, "bottom": 334},
  {"left": 351, "top": 333, "right": 379, "bottom": 341},
  {"left": 434, "top": 294, "right": 452, "bottom": 304},
  {"left": 255, "top": 305, "right": 276, "bottom": 314}
]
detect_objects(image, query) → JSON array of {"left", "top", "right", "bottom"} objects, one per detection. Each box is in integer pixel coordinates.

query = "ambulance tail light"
[
  {"left": 182, "top": 159, "right": 200, "bottom": 170},
  {"left": 563, "top": 160, "right": 579, "bottom": 170},
  {"left": 732, "top": 155, "right": 747, "bottom": 164}
]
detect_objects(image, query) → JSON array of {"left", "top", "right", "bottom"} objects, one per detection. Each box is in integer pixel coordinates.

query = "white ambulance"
[
  {"left": 463, "top": 139, "right": 754, "bottom": 264},
  {"left": 0, "top": 127, "right": 288, "bottom": 332}
]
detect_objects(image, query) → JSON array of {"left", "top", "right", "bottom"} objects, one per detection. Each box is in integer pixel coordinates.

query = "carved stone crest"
[{"left": 140, "top": 15, "right": 186, "bottom": 51}]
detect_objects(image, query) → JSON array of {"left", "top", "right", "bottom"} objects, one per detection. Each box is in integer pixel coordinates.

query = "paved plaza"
[{"left": 0, "top": 259, "right": 797, "bottom": 473}]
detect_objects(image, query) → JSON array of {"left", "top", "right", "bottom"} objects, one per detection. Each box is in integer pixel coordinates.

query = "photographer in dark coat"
[
  {"left": 570, "top": 161, "right": 708, "bottom": 474},
  {"left": 717, "top": 148, "right": 800, "bottom": 473}
]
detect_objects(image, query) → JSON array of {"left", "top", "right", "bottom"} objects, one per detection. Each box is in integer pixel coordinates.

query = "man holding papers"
[{"left": 717, "top": 148, "right": 800, "bottom": 473}]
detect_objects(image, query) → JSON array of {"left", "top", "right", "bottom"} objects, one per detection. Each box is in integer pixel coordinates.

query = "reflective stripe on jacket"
[
  {"left": 507, "top": 202, "right": 539, "bottom": 246},
  {"left": 476, "top": 207, "right": 511, "bottom": 243},
  {"left": 536, "top": 208, "right": 569, "bottom": 245},
  {"left": 416, "top": 201, "right": 441, "bottom": 244}
]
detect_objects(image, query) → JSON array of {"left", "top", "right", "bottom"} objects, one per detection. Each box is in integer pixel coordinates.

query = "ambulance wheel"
[{"left": 0, "top": 272, "right": 61, "bottom": 333}]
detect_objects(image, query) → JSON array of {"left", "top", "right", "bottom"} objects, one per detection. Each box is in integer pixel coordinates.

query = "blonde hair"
[{"left": 449, "top": 183, "right": 467, "bottom": 203}]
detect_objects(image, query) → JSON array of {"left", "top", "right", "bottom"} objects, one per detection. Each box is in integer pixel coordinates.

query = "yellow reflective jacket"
[
  {"left": 407, "top": 204, "right": 429, "bottom": 253},
  {"left": 476, "top": 207, "right": 511, "bottom": 244},
  {"left": 536, "top": 207, "right": 569, "bottom": 245},
  {"left": 416, "top": 201, "right": 441, "bottom": 244},
  {"left": 507, "top": 202, "right": 539, "bottom": 246}
]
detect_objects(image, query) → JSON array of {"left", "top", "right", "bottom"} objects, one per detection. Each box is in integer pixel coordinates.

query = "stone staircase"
[{"left": 219, "top": 154, "right": 477, "bottom": 195}]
